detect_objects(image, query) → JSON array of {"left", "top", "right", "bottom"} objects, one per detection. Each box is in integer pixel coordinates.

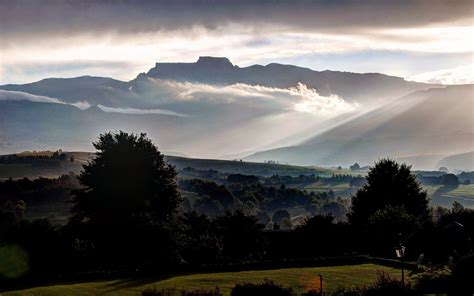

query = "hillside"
[
  {"left": 246, "top": 85, "right": 474, "bottom": 170},
  {"left": 437, "top": 151, "right": 474, "bottom": 172},
  {"left": 0, "top": 152, "right": 339, "bottom": 180}
]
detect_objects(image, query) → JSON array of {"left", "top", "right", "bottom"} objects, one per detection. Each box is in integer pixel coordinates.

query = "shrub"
[
  {"left": 411, "top": 266, "right": 451, "bottom": 293},
  {"left": 141, "top": 288, "right": 174, "bottom": 296},
  {"left": 231, "top": 280, "right": 295, "bottom": 296},
  {"left": 329, "top": 271, "right": 419, "bottom": 296},
  {"left": 301, "top": 290, "right": 323, "bottom": 296},
  {"left": 141, "top": 287, "right": 221, "bottom": 296},
  {"left": 451, "top": 255, "right": 474, "bottom": 294}
]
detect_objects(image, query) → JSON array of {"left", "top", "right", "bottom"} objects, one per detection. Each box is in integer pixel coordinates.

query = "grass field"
[
  {"left": 0, "top": 152, "right": 343, "bottom": 180},
  {"left": 302, "top": 181, "right": 357, "bottom": 198},
  {"left": 422, "top": 184, "right": 474, "bottom": 208},
  {"left": 448, "top": 184, "right": 474, "bottom": 199},
  {"left": 3, "top": 264, "right": 402, "bottom": 296}
]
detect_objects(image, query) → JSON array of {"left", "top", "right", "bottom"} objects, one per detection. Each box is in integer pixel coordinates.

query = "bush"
[
  {"left": 329, "top": 271, "right": 419, "bottom": 296},
  {"left": 301, "top": 290, "right": 322, "bottom": 296},
  {"left": 231, "top": 280, "right": 295, "bottom": 296},
  {"left": 411, "top": 266, "right": 451, "bottom": 293},
  {"left": 451, "top": 255, "right": 474, "bottom": 295},
  {"left": 142, "top": 288, "right": 174, "bottom": 296},
  {"left": 141, "top": 287, "right": 221, "bottom": 296}
]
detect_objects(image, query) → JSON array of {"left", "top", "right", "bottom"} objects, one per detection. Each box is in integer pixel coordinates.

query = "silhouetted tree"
[
  {"left": 179, "top": 211, "right": 219, "bottom": 264},
  {"left": 272, "top": 209, "right": 290, "bottom": 225},
  {"left": 349, "top": 159, "right": 429, "bottom": 226},
  {"left": 441, "top": 174, "right": 459, "bottom": 187},
  {"left": 70, "top": 131, "right": 181, "bottom": 267},
  {"left": 438, "top": 167, "right": 449, "bottom": 173},
  {"left": 213, "top": 210, "right": 263, "bottom": 260},
  {"left": 71, "top": 131, "right": 181, "bottom": 225},
  {"left": 348, "top": 159, "right": 429, "bottom": 255},
  {"left": 350, "top": 163, "right": 361, "bottom": 171}
]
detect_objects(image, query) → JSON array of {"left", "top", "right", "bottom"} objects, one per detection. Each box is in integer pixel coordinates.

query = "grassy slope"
[
  {"left": 3, "top": 264, "right": 401, "bottom": 296},
  {"left": 448, "top": 184, "right": 474, "bottom": 199},
  {"left": 0, "top": 152, "right": 343, "bottom": 180},
  {"left": 165, "top": 156, "right": 341, "bottom": 177},
  {"left": 423, "top": 184, "right": 474, "bottom": 208}
]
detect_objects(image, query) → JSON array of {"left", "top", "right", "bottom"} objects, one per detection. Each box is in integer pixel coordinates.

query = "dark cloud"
[{"left": 1, "top": 0, "right": 472, "bottom": 42}]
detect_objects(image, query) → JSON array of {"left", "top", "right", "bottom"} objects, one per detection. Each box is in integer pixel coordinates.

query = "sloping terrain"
[{"left": 246, "top": 85, "right": 474, "bottom": 170}]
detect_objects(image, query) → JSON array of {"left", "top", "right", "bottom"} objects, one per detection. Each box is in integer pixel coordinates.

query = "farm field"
[
  {"left": 3, "top": 264, "right": 402, "bottom": 296},
  {"left": 423, "top": 184, "right": 474, "bottom": 208},
  {"left": 447, "top": 184, "right": 474, "bottom": 199},
  {"left": 0, "top": 153, "right": 342, "bottom": 180},
  {"left": 301, "top": 181, "right": 357, "bottom": 198}
]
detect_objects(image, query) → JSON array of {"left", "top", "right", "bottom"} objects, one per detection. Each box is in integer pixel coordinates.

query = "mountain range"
[{"left": 0, "top": 57, "right": 472, "bottom": 171}]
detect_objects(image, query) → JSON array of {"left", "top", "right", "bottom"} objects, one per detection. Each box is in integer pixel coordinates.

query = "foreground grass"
[{"left": 4, "top": 264, "right": 401, "bottom": 296}]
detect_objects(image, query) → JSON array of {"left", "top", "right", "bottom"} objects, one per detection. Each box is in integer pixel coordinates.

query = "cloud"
[
  {"left": 0, "top": 1, "right": 472, "bottom": 84},
  {"left": 97, "top": 105, "right": 189, "bottom": 117},
  {"left": 408, "top": 63, "right": 474, "bottom": 85},
  {"left": 139, "top": 78, "right": 358, "bottom": 116},
  {"left": 293, "top": 84, "right": 359, "bottom": 115},
  {"left": 70, "top": 101, "right": 92, "bottom": 110},
  {"left": 0, "top": 90, "right": 95, "bottom": 110},
  {"left": 0, "top": 90, "right": 66, "bottom": 105},
  {"left": 1, "top": 1, "right": 471, "bottom": 42}
]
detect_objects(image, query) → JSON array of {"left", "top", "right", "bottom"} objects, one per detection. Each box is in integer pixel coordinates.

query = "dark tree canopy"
[
  {"left": 71, "top": 131, "right": 181, "bottom": 226},
  {"left": 349, "top": 159, "right": 429, "bottom": 226},
  {"left": 350, "top": 162, "right": 361, "bottom": 171},
  {"left": 441, "top": 174, "right": 459, "bottom": 187}
]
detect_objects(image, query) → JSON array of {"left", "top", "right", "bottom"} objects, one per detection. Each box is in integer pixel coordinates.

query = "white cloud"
[
  {"left": 293, "top": 84, "right": 358, "bottom": 114},
  {"left": 0, "top": 90, "right": 66, "bottom": 104},
  {"left": 1, "top": 23, "right": 472, "bottom": 84},
  {"left": 97, "top": 105, "right": 189, "bottom": 117},
  {"left": 409, "top": 63, "right": 474, "bottom": 85},
  {"left": 70, "top": 101, "right": 92, "bottom": 110},
  {"left": 144, "top": 78, "right": 358, "bottom": 116}
]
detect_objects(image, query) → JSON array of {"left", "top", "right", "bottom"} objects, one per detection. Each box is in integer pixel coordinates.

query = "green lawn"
[{"left": 3, "top": 264, "right": 402, "bottom": 296}]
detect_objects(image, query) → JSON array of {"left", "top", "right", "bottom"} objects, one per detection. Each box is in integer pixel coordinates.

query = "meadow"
[{"left": 3, "top": 264, "right": 402, "bottom": 296}]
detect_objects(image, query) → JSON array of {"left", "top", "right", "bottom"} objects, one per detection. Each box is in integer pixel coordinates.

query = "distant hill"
[
  {"left": 0, "top": 76, "right": 130, "bottom": 106},
  {"left": 0, "top": 99, "right": 185, "bottom": 154},
  {"left": 437, "top": 151, "right": 474, "bottom": 172},
  {"left": 246, "top": 85, "right": 474, "bottom": 170},
  {"left": 0, "top": 151, "right": 338, "bottom": 180}
]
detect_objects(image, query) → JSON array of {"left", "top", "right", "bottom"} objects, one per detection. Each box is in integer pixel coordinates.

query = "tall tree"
[
  {"left": 71, "top": 131, "right": 181, "bottom": 226},
  {"left": 348, "top": 159, "right": 429, "bottom": 256},
  {"left": 70, "top": 131, "right": 181, "bottom": 266},
  {"left": 349, "top": 159, "right": 429, "bottom": 226}
]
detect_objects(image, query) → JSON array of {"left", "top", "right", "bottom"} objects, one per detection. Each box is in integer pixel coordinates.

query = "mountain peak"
[{"left": 196, "top": 56, "right": 233, "bottom": 67}]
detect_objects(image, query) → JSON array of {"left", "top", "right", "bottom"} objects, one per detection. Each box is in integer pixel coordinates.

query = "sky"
[{"left": 1, "top": 0, "right": 473, "bottom": 85}]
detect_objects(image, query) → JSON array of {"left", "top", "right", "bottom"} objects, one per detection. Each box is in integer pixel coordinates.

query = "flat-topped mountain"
[{"left": 145, "top": 56, "right": 436, "bottom": 102}]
